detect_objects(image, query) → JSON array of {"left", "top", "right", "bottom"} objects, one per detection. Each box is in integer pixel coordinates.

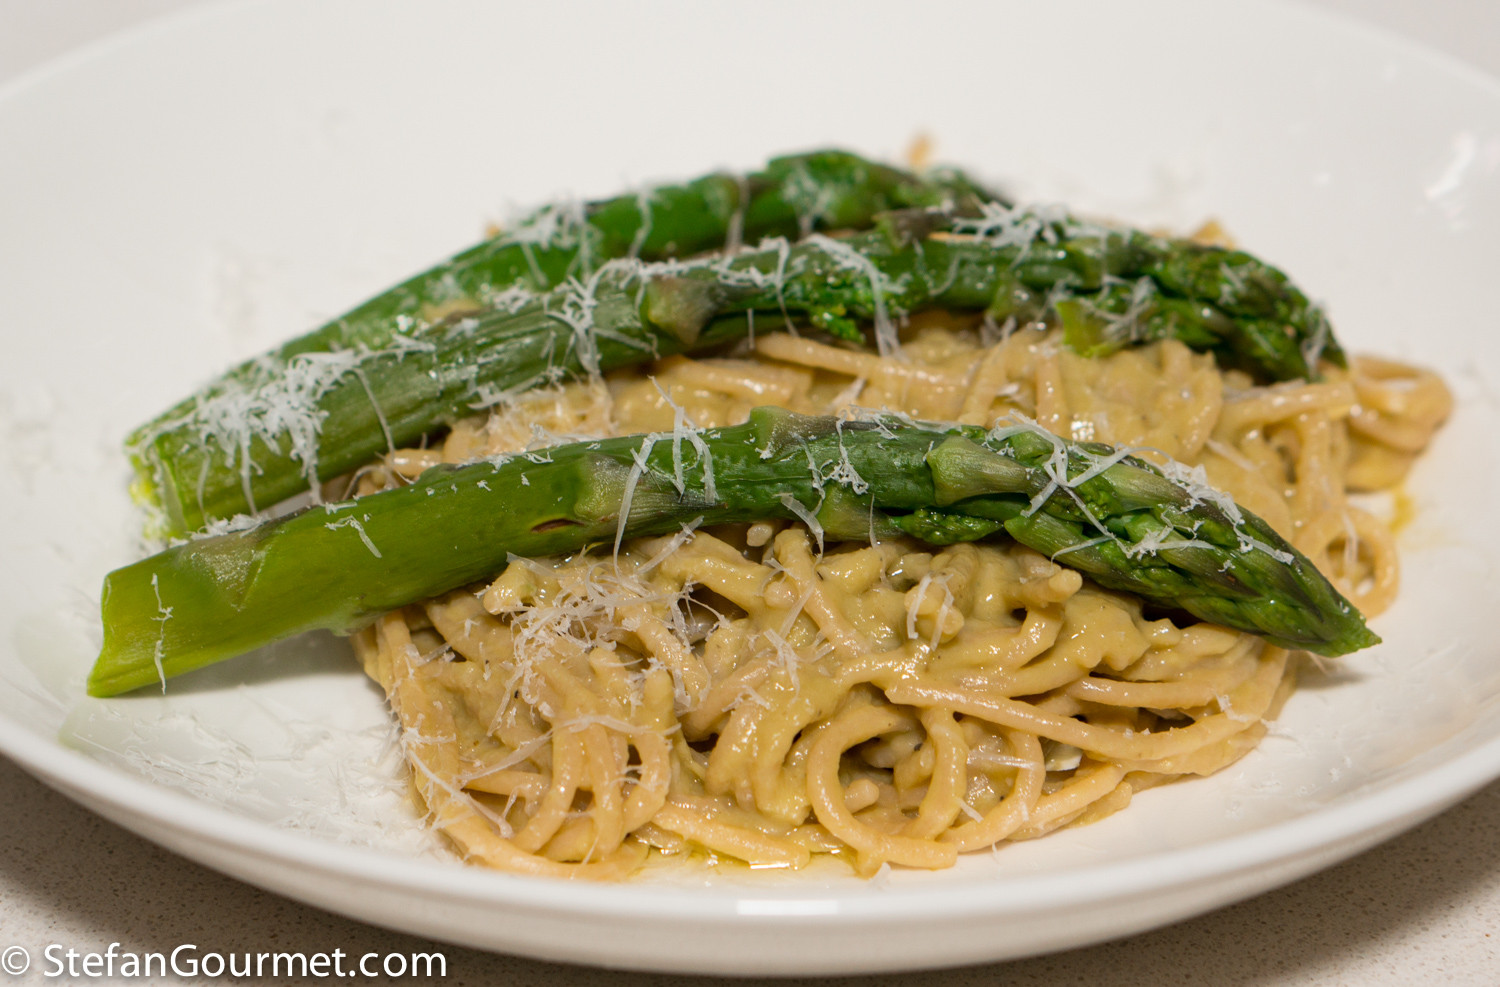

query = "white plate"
[{"left": 2, "top": 0, "right": 1499, "bottom": 975}]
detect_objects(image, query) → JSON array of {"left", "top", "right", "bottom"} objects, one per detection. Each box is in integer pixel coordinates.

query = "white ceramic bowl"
[{"left": 2, "top": 0, "right": 1498, "bottom": 974}]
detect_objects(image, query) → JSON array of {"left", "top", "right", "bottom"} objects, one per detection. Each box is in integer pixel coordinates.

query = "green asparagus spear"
[
  {"left": 133, "top": 205, "right": 1345, "bottom": 536},
  {"left": 128, "top": 151, "right": 998, "bottom": 532},
  {"left": 91, "top": 407, "right": 1375, "bottom": 697}
]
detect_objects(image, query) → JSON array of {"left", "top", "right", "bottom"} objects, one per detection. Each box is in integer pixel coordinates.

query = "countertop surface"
[{"left": 1, "top": 1, "right": 1498, "bottom": 984}]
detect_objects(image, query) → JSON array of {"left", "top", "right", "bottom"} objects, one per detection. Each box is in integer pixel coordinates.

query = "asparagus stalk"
[
  {"left": 129, "top": 151, "right": 997, "bottom": 533},
  {"left": 92, "top": 407, "right": 1376, "bottom": 697},
  {"left": 133, "top": 206, "right": 1345, "bottom": 536}
]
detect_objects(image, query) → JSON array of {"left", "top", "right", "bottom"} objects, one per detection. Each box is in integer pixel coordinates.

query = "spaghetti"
[{"left": 350, "top": 315, "right": 1449, "bottom": 878}]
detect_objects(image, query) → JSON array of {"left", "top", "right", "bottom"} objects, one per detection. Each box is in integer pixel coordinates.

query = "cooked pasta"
[{"left": 347, "top": 309, "right": 1449, "bottom": 878}]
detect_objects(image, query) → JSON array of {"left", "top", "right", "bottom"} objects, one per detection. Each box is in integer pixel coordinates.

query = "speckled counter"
[{"left": 1, "top": 2, "right": 1498, "bottom": 984}]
